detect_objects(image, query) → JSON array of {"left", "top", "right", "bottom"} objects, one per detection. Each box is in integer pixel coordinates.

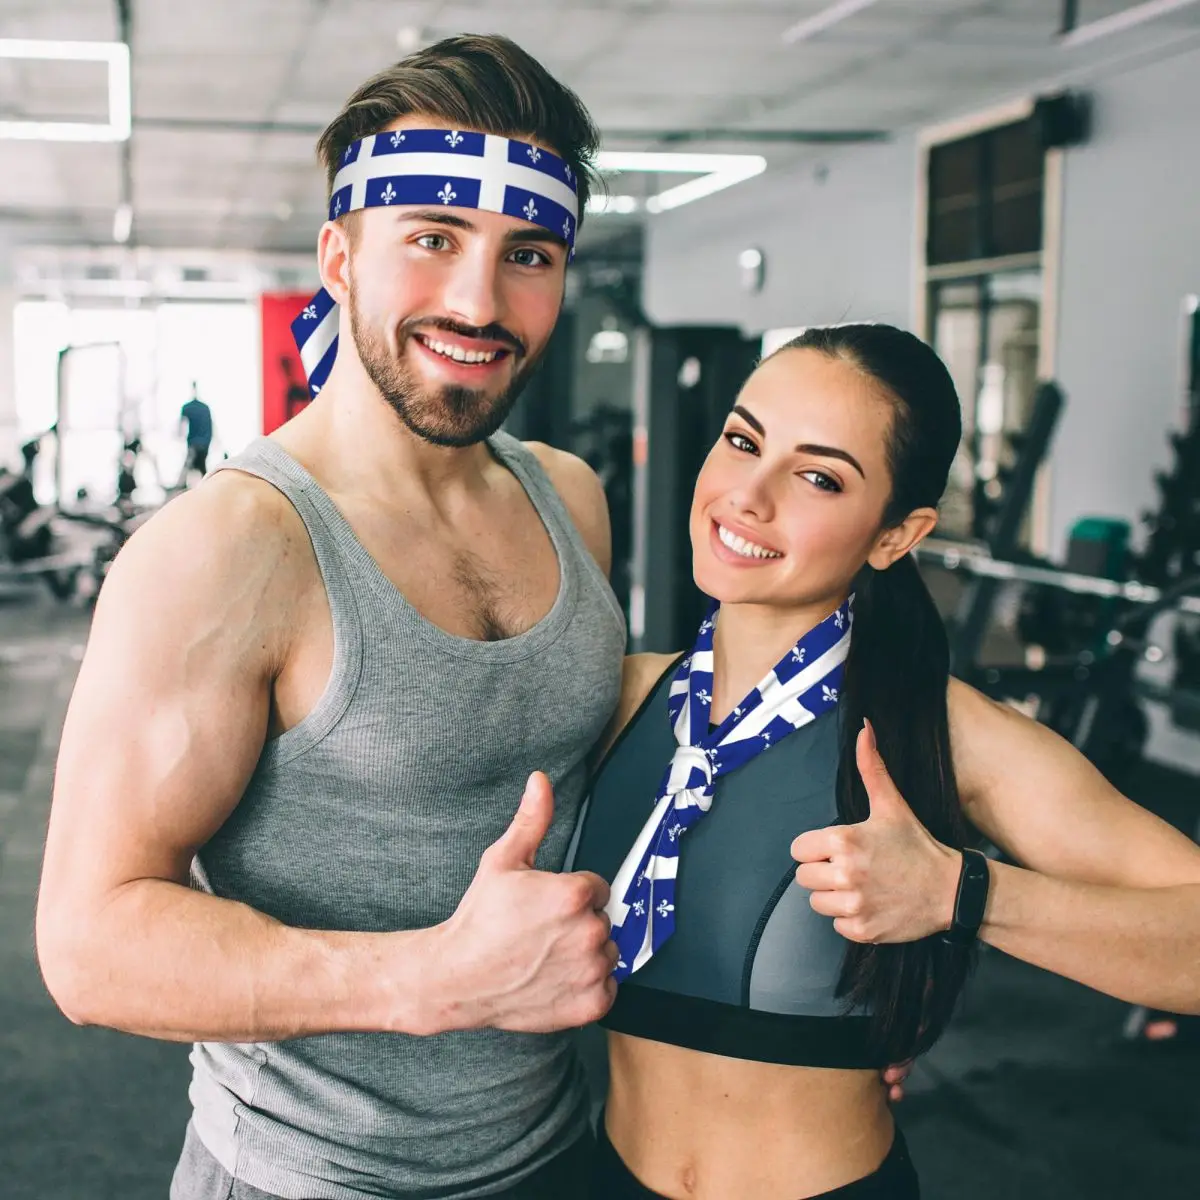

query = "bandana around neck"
[
  {"left": 605, "top": 597, "right": 853, "bottom": 982},
  {"left": 291, "top": 128, "right": 581, "bottom": 398}
]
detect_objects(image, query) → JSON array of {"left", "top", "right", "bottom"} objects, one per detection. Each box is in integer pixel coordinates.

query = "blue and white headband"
[{"left": 291, "top": 127, "right": 581, "bottom": 397}]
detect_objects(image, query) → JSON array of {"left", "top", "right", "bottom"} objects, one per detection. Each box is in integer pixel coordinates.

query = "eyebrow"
[
  {"left": 730, "top": 404, "right": 866, "bottom": 479},
  {"left": 396, "top": 209, "right": 568, "bottom": 248}
]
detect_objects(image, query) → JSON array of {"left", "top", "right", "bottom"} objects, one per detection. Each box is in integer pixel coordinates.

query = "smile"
[
  {"left": 413, "top": 334, "right": 506, "bottom": 365},
  {"left": 716, "top": 523, "right": 782, "bottom": 560}
]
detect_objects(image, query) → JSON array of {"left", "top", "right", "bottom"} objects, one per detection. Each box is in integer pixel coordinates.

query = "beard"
[{"left": 347, "top": 283, "right": 541, "bottom": 449}]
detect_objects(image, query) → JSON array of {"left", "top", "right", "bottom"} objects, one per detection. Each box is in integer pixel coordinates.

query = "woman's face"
[{"left": 690, "top": 347, "right": 911, "bottom": 610}]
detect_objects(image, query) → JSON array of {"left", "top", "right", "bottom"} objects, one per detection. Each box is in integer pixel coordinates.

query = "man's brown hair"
[{"left": 316, "top": 34, "right": 600, "bottom": 225}]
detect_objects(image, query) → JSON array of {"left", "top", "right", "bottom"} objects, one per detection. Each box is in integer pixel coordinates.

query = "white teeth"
[
  {"left": 717, "top": 524, "right": 781, "bottom": 560},
  {"left": 420, "top": 337, "right": 498, "bottom": 364}
]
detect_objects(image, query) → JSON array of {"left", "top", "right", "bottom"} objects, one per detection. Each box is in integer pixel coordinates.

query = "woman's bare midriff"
[{"left": 605, "top": 1032, "right": 895, "bottom": 1200}]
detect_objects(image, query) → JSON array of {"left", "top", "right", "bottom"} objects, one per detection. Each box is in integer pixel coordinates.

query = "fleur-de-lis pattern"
[
  {"left": 606, "top": 595, "right": 852, "bottom": 983},
  {"left": 438, "top": 181, "right": 456, "bottom": 205},
  {"left": 522, "top": 197, "right": 538, "bottom": 221},
  {"left": 527, "top": 145, "right": 542, "bottom": 164},
  {"left": 302, "top": 304, "right": 318, "bottom": 320},
  {"left": 445, "top": 130, "right": 463, "bottom": 148},
  {"left": 332, "top": 196, "right": 342, "bottom": 216},
  {"left": 390, "top": 131, "right": 406, "bottom": 148},
  {"left": 381, "top": 183, "right": 397, "bottom": 205}
]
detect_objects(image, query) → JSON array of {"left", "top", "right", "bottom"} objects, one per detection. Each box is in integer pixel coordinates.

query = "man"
[
  {"left": 178, "top": 382, "right": 214, "bottom": 484},
  {"left": 37, "top": 35, "right": 626, "bottom": 1200}
]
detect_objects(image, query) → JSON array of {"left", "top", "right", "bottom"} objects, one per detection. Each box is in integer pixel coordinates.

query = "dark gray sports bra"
[{"left": 571, "top": 657, "right": 881, "bottom": 1069}]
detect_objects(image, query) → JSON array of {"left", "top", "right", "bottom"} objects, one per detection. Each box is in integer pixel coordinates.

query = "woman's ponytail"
[{"left": 835, "top": 556, "right": 974, "bottom": 1061}]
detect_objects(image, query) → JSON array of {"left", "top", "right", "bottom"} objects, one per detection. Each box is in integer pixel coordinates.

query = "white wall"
[
  {"left": 641, "top": 45, "right": 1200, "bottom": 564},
  {"left": 642, "top": 137, "right": 917, "bottom": 335},
  {"left": 0, "top": 233, "right": 17, "bottom": 468},
  {"left": 1050, "top": 44, "right": 1200, "bottom": 557}
]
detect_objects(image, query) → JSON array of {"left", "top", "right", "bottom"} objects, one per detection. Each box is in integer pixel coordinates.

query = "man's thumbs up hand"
[
  {"left": 482, "top": 771, "right": 556, "bottom": 871},
  {"left": 438, "top": 772, "right": 618, "bottom": 1034}
]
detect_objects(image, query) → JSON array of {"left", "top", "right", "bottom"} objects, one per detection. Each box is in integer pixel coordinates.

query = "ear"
[
  {"left": 317, "top": 219, "right": 354, "bottom": 306},
  {"left": 866, "top": 506, "right": 938, "bottom": 571}
]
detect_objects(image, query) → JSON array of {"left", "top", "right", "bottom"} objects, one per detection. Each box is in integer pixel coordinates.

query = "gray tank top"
[{"left": 187, "top": 433, "right": 626, "bottom": 1199}]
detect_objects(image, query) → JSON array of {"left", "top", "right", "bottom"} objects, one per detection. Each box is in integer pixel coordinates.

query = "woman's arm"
[
  {"left": 950, "top": 679, "right": 1200, "bottom": 1013},
  {"left": 792, "top": 682, "right": 1200, "bottom": 1014}
]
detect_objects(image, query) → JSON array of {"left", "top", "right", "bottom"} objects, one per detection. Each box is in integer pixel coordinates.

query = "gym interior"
[{"left": 1, "top": 3, "right": 1198, "bottom": 1197}]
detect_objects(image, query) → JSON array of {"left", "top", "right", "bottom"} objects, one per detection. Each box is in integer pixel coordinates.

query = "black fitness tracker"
[{"left": 942, "top": 848, "right": 991, "bottom": 946}]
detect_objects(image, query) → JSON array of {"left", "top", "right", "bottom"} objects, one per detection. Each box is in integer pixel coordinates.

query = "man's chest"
[{"left": 349, "top": 495, "right": 562, "bottom": 642}]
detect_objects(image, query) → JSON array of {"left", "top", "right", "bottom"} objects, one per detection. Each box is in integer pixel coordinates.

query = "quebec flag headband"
[{"left": 291, "top": 127, "right": 582, "bottom": 397}]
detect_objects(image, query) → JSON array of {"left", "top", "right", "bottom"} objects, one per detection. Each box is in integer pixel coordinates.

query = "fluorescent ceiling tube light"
[
  {"left": 1060, "top": 0, "right": 1200, "bottom": 48},
  {"left": 0, "top": 38, "right": 131, "bottom": 142},
  {"left": 781, "top": 0, "right": 880, "bottom": 45},
  {"left": 112, "top": 203, "right": 133, "bottom": 244},
  {"left": 646, "top": 157, "right": 766, "bottom": 213},
  {"left": 593, "top": 151, "right": 767, "bottom": 214}
]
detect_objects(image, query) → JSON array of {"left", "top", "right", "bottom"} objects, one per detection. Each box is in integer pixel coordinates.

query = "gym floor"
[{"left": 1, "top": 591, "right": 1196, "bottom": 1200}]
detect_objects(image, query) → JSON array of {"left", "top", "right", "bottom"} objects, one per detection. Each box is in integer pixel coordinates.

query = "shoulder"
[
  {"left": 945, "top": 675, "right": 1060, "bottom": 811},
  {"left": 523, "top": 441, "right": 611, "bottom": 575},
  {"left": 102, "top": 470, "right": 318, "bottom": 666},
  {"left": 595, "top": 652, "right": 681, "bottom": 761},
  {"left": 123, "top": 468, "right": 304, "bottom": 566}
]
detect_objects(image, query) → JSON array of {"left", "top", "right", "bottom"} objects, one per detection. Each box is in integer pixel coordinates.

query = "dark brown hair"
[{"left": 316, "top": 34, "right": 600, "bottom": 221}]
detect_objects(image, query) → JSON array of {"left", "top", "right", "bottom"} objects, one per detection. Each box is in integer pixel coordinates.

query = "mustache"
[{"left": 402, "top": 316, "right": 525, "bottom": 357}]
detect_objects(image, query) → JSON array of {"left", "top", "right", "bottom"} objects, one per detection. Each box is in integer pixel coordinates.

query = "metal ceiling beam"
[{"left": 130, "top": 115, "right": 890, "bottom": 145}]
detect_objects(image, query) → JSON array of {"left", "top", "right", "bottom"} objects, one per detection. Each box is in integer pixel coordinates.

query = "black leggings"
[{"left": 590, "top": 1117, "right": 920, "bottom": 1199}]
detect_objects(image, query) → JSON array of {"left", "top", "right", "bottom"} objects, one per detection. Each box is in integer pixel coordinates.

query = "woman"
[{"left": 570, "top": 324, "right": 1200, "bottom": 1199}]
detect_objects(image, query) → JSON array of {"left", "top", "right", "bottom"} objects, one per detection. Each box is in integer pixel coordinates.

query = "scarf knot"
[{"left": 605, "top": 596, "right": 853, "bottom": 982}]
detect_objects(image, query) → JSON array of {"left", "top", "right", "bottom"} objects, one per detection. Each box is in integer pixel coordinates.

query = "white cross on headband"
[{"left": 291, "top": 127, "right": 581, "bottom": 397}]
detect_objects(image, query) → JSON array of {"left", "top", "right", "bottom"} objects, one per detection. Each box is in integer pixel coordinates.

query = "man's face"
[{"left": 330, "top": 116, "right": 570, "bottom": 447}]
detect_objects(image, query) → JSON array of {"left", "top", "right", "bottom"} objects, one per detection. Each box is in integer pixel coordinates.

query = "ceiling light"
[
  {"left": 645, "top": 157, "right": 766, "bottom": 213},
  {"left": 0, "top": 38, "right": 131, "bottom": 142},
  {"left": 112, "top": 203, "right": 132, "bottom": 244},
  {"left": 586, "top": 194, "right": 641, "bottom": 215},
  {"left": 781, "top": 0, "right": 880, "bottom": 46},
  {"left": 594, "top": 151, "right": 767, "bottom": 214},
  {"left": 395, "top": 26, "right": 423, "bottom": 53},
  {"left": 1059, "top": 0, "right": 1200, "bottom": 48}
]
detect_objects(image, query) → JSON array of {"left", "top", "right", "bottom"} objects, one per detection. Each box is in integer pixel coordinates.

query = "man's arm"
[
  {"left": 37, "top": 475, "right": 618, "bottom": 1043},
  {"left": 36, "top": 476, "right": 430, "bottom": 1041},
  {"left": 525, "top": 442, "right": 612, "bottom": 577}
]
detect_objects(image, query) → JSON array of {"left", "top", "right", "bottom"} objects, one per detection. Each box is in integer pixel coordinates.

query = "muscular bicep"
[
  {"left": 950, "top": 678, "right": 1200, "bottom": 890},
  {"left": 41, "top": 482, "right": 295, "bottom": 917}
]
